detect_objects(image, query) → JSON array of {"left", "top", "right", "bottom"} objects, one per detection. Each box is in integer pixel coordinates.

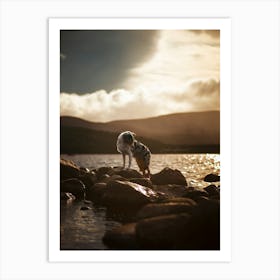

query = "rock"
[
  {"left": 98, "top": 174, "right": 111, "bottom": 181},
  {"left": 204, "top": 184, "right": 220, "bottom": 196},
  {"left": 80, "top": 167, "right": 90, "bottom": 173},
  {"left": 83, "top": 200, "right": 92, "bottom": 204},
  {"left": 151, "top": 184, "right": 188, "bottom": 198},
  {"left": 103, "top": 223, "right": 138, "bottom": 249},
  {"left": 129, "top": 178, "right": 153, "bottom": 188},
  {"left": 184, "top": 186, "right": 209, "bottom": 200},
  {"left": 151, "top": 167, "right": 187, "bottom": 186},
  {"left": 96, "top": 166, "right": 114, "bottom": 179},
  {"left": 102, "top": 180, "right": 159, "bottom": 209},
  {"left": 162, "top": 197, "right": 197, "bottom": 206},
  {"left": 178, "top": 199, "right": 220, "bottom": 250},
  {"left": 60, "top": 158, "right": 80, "bottom": 180},
  {"left": 114, "top": 169, "right": 144, "bottom": 179},
  {"left": 80, "top": 206, "right": 91, "bottom": 211},
  {"left": 78, "top": 172, "right": 97, "bottom": 189},
  {"left": 137, "top": 202, "right": 195, "bottom": 220},
  {"left": 204, "top": 173, "right": 220, "bottom": 182},
  {"left": 136, "top": 213, "right": 191, "bottom": 249},
  {"left": 86, "top": 182, "right": 108, "bottom": 201},
  {"left": 60, "top": 192, "right": 76, "bottom": 201},
  {"left": 60, "top": 178, "right": 85, "bottom": 199},
  {"left": 100, "top": 174, "right": 127, "bottom": 184}
]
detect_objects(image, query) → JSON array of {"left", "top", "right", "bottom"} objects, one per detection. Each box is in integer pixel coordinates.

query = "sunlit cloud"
[
  {"left": 60, "top": 29, "right": 220, "bottom": 122},
  {"left": 60, "top": 79, "right": 219, "bottom": 122},
  {"left": 125, "top": 30, "right": 219, "bottom": 92}
]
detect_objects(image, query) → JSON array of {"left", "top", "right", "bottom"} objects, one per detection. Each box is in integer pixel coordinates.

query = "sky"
[{"left": 60, "top": 30, "right": 220, "bottom": 122}]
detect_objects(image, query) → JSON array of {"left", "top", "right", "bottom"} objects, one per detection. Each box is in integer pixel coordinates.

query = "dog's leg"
[
  {"left": 147, "top": 168, "right": 151, "bottom": 178},
  {"left": 128, "top": 152, "right": 132, "bottom": 169},
  {"left": 122, "top": 153, "right": 126, "bottom": 169}
]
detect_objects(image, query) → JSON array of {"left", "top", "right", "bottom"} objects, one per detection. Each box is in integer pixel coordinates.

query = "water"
[
  {"left": 60, "top": 154, "right": 220, "bottom": 250},
  {"left": 62, "top": 153, "right": 220, "bottom": 188}
]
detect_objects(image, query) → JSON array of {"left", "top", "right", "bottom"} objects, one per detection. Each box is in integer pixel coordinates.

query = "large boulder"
[
  {"left": 103, "top": 223, "right": 138, "bottom": 249},
  {"left": 60, "top": 178, "right": 85, "bottom": 199},
  {"left": 114, "top": 169, "right": 144, "bottom": 179},
  {"left": 129, "top": 178, "right": 153, "bottom": 188},
  {"left": 60, "top": 158, "right": 80, "bottom": 180},
  {"left": 78, "top": 172, "right": 97, "bottom": 189},
  {"left": 151, "top": 167, "right": 187, "bottom": 186},
  {"left": 96, "top": 166, "right": 115, "bottom": 179},
  {"left": 203, "top": 184, "right": 220, "bottom": 196},
  {"left": 137, "top": 201, "right": 195, "bottom": 220},
  {"left": 151, "top": 184, "right": 188, "bottom": 198},
  {"left": 99, "top": 174, "right": 127, "bottom": 184},
  {"left": 136, "top": 213, "right": 191, "bottom": 249},
  {"left": 101, "top": 180, "right": 159, "bottom": 209},
  {"left": 204, "top": 173, "right": 220, "bottom": 182},
  {"left": 178, "top": 199, "right": 220, "bottom": 250},
  {"left": 183, "top": 186, "right": 209, "bottom": 201},
  {"left": 86, "top": 182, "right": 108, "bottom": 201}
]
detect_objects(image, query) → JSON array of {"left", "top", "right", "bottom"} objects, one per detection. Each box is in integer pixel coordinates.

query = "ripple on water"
[{"left": 60, "top": 153, "right": 220, "bottom": 249}]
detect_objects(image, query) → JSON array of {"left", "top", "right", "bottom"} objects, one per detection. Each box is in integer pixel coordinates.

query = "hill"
[{"left": 61, "top": 111, "right": 220, "bottom": 147}]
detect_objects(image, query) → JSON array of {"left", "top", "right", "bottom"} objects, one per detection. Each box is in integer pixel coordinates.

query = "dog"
[
  {"left": 131, "top": 140, "right": 151, "bottom": 178},
  {"left": 116, "top": 131, "right": 136, "bottom": 169}
]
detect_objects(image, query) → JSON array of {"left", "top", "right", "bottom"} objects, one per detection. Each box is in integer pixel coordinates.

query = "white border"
[{"left": 49, "top": 18, "right": 231, "bottom": 262}]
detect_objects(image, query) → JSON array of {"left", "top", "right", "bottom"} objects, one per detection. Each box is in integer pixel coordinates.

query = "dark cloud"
[{"left": 60, "top": 30, "right": 159, "bottom": 93}]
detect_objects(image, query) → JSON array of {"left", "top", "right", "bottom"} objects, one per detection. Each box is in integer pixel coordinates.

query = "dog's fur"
[
  {"left": 116, "top": 131, "right": 136, "bottom": 169},
  {"left": 131, "top": 140, "right": 151, "bottom": 178}
]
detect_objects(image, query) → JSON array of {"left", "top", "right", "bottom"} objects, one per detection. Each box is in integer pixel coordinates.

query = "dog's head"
[{"left": 122, "top": 131, "right": 136, "bottom": 145}]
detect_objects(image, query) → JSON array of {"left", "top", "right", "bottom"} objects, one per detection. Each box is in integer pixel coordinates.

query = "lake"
[{"left": 60, "top": 153, "right": 220, "bottom": 250}]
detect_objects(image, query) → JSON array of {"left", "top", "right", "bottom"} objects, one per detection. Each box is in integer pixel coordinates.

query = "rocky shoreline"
[{"left": 60, "top": 158, "right": 220, "bottom": 250}]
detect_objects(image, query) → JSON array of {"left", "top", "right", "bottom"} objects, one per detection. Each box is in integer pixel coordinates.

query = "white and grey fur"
[
  {"left": 131, "top": 140, "right": 151, "bottom": 177},
  {"left": 116, "top": 131, "right": 136, "bottom": 169}
]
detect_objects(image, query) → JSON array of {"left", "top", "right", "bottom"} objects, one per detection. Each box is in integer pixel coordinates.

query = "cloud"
[
  {"left": 60, "top": 30, "right": 159, "bottom": 93},
  {"left": 60, "top": 79, "right": 220, "bottom": 122},
  {"left": 125, "top": 30, "right": 220, "bottom": 92},
  {"left": 189, "top": 30, "right": 220, "bottom": 39}
]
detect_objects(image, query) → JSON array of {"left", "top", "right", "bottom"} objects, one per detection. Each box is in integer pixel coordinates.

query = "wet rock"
[
  {"left": 60, "top": 158, "right": 80, "bottom": 180},
  {"left": 78, "top": 172, "right": 97, "bottom": 189},
  {"left": 136, "top": 213, "right": 191, "bottom": 249},
  {"left": 60, "top": 192, "right": 76, "bottom": 201},
  {"left": 137, "top": 202, "right": 195, "bottom": 220},
  {"left": 80, "top": 206, "right": 91, "bottom": 211},
  {"left": 80, "top": 167, "right": 90, "bottom": 173},
  {"left": 102, "top": 180, "right": 159, "bottom": 209},
  {"left": 129, "top": 178, "right": 153, "bottom": 188},
  {"left": 100, "top": 174, "right": 127, "bottom": 184},
  {"left": 204, "top": 173, "right": 220, "bottom": 182},
  {"left": 60, "top": 178, "right": 85, "bottom": 199},
  {"left": 103, "top": 223, "right": 138, "bottom": 249},
  {"left": 151, "top": 184, "right": 188, "bottom": 198},
  {"left": 83, "top": 200, "right": 92, "bottom": 204},
  {"left": 162, "top": 197, "right": 197, "bottom": 205},
  {"left": 96, "top": 166, "right": 114, "bottom": 179},
  {"left": 184, "top": 186, "right": 209, "bottom": 200},
  {"left": 178, "top": 199, "right": 220, "bottom": 250},
  {"left": 204, "top": 184, "right": 220, "bottom": 196},
  {"left": 114, "top": 169, "right": 144, "bottom": 179},
  {"left": 87, "top": 182, "right": 108, "bottom": 201},
  {"left": 194, "top": 196, "right": 210, "bottom": 204},
  {"left": 151, "top": 167, "right": 187, "bottom": 186}
]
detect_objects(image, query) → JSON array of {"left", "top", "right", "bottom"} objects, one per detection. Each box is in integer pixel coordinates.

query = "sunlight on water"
[
  {"left": 61, "top": 154, "right": 220, "bottom": 188},
  {"left": 60, "top": 153, "right": 220, "bottom": 249}
]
